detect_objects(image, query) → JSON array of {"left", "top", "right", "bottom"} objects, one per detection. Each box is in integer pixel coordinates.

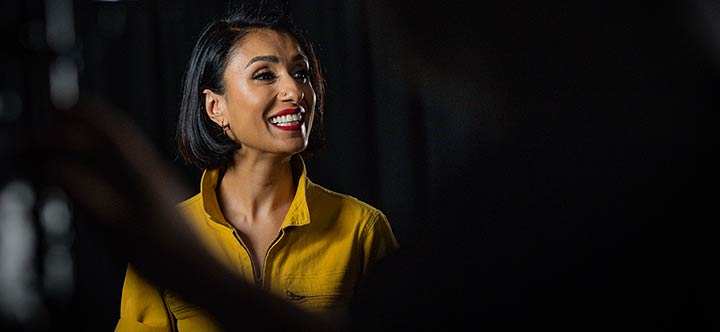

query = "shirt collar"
[{"left": 200, "top": 155, "right": 311, "bottom": 228}]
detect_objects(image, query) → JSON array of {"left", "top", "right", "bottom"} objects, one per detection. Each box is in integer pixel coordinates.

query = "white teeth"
[{"left": 270, "top": 113, "right": 302, "bottom": 125}]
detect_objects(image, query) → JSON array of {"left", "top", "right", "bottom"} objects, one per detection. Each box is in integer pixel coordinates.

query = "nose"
[{"left": 278, "top": 74, "right": 303, "bottom": 103}]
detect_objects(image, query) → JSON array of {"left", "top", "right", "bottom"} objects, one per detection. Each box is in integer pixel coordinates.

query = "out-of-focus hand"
[{"left": 32, "top": 97, "right": 345, "bottom": 332}]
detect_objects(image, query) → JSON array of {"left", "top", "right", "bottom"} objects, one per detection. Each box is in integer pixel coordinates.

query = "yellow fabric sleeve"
[
  {"left": 361, "top": 211, "right": 400, "bottom": 274},
  {"left": 115, "top": 264, "right": 175, "bottom": 332}
]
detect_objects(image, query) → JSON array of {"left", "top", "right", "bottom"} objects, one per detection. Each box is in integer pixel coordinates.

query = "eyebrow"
[{"left": 244, "top": 54, "right": 309, "bottom": 69}]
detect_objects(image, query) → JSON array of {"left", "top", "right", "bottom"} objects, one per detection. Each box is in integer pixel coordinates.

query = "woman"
[{"left": 114, "top": 6, "right": 399, "bottom": 332}]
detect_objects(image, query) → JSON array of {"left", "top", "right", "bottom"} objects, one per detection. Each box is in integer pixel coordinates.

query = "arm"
[{"left": 359, "top": 211, "right": 399, "bottom": 279}]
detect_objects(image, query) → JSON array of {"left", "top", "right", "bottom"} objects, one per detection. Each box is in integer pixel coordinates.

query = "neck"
[{"left": 217, "top": 154, "right": 297, "bottom": 224}]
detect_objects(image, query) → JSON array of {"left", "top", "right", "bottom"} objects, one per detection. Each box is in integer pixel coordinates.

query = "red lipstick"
[{"left": 272, "top": 108, "right": 300, "bottom": 117}]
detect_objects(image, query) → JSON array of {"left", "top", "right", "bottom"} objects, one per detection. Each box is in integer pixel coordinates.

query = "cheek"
[
  {"left": 303, "top": 86, "right": 317, "bottom": 110},
  {"left": 231, "top": 86, "right": 268, "bottom": 112}
]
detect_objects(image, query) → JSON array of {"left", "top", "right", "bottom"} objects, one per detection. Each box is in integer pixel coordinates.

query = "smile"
[{"left": 268, "top": 108, "right": 304, "bottom": 131}]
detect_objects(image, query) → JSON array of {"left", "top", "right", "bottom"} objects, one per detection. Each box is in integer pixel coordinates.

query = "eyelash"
[{"left": 252, "top": 69, "right": 310, "bottom": 82}]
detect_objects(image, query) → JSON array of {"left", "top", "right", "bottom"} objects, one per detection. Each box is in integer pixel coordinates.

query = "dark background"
[{"left": 1, "top": 0, "right": 713, "bottom": 331}]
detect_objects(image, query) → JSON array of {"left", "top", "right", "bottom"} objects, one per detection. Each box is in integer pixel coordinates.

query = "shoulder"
[
  {"left": 177, "top": 192, "right": 201, "bottom": 208},
  {"left": 177, "top": 193, "right": 203, "bottom": 215},
  {"left": 305, "top": 181, "right": 399, "bottom": 252},
  {"left": 306, "top": 180, "right": 388, "bottom": 225},
  {"left": 307, "top": 180, "right": 379, "bottom": 210}
]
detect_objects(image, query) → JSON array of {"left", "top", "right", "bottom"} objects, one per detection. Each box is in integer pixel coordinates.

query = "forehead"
[{"left": 230, "top": 28, "right": 305, "bottom": 64}]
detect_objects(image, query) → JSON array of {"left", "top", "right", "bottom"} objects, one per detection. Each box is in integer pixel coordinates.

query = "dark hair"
[{"left": 176, "top": 3, "right": 326, "bottom": 170}]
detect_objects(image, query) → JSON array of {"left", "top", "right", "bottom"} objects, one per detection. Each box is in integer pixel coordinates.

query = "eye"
[
  {"left": 252, "top": 70, "right": 277, "bottom": 81},
  {"left": 292, "top": 69, "right": 310, "bottom": 82}
]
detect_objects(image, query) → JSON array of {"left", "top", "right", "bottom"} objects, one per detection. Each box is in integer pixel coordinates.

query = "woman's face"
[{"left": 204, "top": 28, "right": 316, "bottom": 158}]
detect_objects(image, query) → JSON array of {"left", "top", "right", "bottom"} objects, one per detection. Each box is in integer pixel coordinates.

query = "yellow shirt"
[{"left": 115, "top": 158, "right": 399, "bottom": 332}]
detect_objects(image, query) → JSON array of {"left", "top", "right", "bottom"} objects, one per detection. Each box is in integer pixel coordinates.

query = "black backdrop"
[{"left": 1, "top": 0, "right": 713, "bottom": 331}]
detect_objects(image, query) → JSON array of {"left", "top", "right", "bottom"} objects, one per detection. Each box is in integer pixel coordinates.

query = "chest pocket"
[{"left": 282, "top": 270, "right": 355, "bottom": 313}]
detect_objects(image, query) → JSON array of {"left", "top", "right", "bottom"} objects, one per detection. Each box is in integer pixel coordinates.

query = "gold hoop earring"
[
  {"left": 217, "top": 119, "right": 229, "bottom": 138},
  {"left": 221, "top": 120, "right": 231, "bottom": 137}
]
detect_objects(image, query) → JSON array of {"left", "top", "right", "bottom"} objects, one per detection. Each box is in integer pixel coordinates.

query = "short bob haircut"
[{"left": 176, "top": 5, "right": 326, "bottom": 170}]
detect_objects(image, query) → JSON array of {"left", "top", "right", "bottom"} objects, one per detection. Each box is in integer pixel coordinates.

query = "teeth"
[{"left": 270, "top": 113, "right": 302, "bottom": 125}]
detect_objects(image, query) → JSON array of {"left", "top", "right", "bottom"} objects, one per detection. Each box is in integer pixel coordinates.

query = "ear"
[{"left": 203, "top": 88, "right": 225, "bottom": 126}]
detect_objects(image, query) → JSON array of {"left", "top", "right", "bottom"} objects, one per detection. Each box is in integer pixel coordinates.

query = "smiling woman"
[
  {"left": 201, "top": 28, "right": 314, "bottom": 155},
  {"left": 113, "top": 4, "right": 399, "bottom": 332}
]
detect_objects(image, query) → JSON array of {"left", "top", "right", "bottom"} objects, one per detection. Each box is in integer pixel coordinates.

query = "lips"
[{"left": 268, "top": 108, "right": 304, "bottom": 131}]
